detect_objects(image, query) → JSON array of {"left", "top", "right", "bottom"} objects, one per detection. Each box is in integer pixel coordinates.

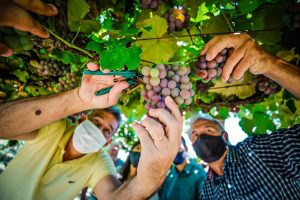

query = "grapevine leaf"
[
  {"left": 51, "top": 50, "right": 87, "bottom": 65},
  {"left": 286, "top": 99, "right": 296, "bottom": 114},
  {"left": 85, "top": 41, "right": 104, "bottom": 54},
  {"left": 276, "top": 48, "right": 299, "bottom": 62},
  {"left": 14, "top": 69, "right": 29, "bottom": 83},
  {"left": 208, "top": 73, "right": 256, "bottom": 99},
  {"left": 239, "top": 117, "right": 255, "bottom": 136},
  {"left": 217, "top": 107, "right": 230, "bottom": 119},
  {"left": 192, "top": 3, "right": 210, "bottom": 23},
  {"left": 100, "top": 44, "right": 142, "bottom": 70},
  {"left": 253, "top": 112, "right": 276, "bottom": 134},
  {"left": 135, "top": 15, "right": 178, "bottom": 63}
]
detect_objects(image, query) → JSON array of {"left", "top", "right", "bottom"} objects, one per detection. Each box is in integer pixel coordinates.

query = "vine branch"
[{"left": 44, "top": 27, "right": 94, "bottom": 58}]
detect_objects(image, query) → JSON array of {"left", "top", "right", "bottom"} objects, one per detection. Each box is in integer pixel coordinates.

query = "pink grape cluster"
[
  {"left": 141, "top": 0, "right": 163, "bottom": 10},
  {"left": 195, "top": 48, "right": 233, "bottom": 83},
  {"left": 141, "top": 64, "right": 194, "bottom": 110},
  {"left": 254, "top": 75, "right": 281, "bottom": 95},
  {"left": 165, "top": 6, "right": 190, "bottom": 33}
]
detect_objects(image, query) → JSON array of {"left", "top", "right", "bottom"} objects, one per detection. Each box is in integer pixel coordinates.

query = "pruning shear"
[{"left": 83, "top": 70, "right": 143, "bottom": 96}]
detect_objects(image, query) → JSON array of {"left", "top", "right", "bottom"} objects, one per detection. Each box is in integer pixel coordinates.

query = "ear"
[{"left": 222, "top": 131, "right": 229, "bottom": 143}]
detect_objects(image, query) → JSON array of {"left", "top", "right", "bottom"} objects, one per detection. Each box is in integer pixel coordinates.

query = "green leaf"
[
  {"left": 51, "top": 50, "right": 85, "bottom": 65},
  {"left": 238, "top": 0, "right": 267, "bottom": 16},
  {"left": 286, "top": 99, "right": 296, "bottom": 114},
  {"left": 100, "top": 44, "right": 142, "bottom": 70},
  {"left": 239, "top": 117, "right": 254, "bottom": 135},
  {"left": 217, "top": 107, "right": 230, "bottom": 119},
  {"left": 135, "top": 15, "right": 178, "bottom": 63},
  {"left": 253, "top": 112, "right": 276, "bottom": 134},
  {"left": 103, "top": 18, "right": 113, "bottom": 30},
  {"left": 14, "top": 69, "right": 29, "bottom": 83},
  {"left": 85, "top": 41, "right": 104, "bottom": 54},
  {"left": 192, "top": 3, "right": 210, "bottom": 23},
  {"left": 67, "top": 0, "right": 100, "bottom": 33}
]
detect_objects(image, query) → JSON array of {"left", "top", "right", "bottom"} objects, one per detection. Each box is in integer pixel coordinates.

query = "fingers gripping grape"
[
  {"left": 142, "top": 64, "right": 194, "bottom": 110},
  {"left": 0, "top": 27, "right": 33, "bottom": 52}
]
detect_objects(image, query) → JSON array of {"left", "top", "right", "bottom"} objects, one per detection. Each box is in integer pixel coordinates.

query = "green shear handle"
[{"left": 83, "top": 70, "right": 143, "bottom": 96}]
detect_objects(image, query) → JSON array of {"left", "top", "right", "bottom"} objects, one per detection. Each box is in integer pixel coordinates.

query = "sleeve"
[
  {"left": 250, "top": 124, "right": 300, "bottom": 180},
  {"left": 196, "top": 167, "right": 207, "bottom": 200},
  {"left": 88, "top": 150, "right": 117, "bottom": 190},
  {"left": 27, "top": 119, "right": 69, "bottom": 144}
]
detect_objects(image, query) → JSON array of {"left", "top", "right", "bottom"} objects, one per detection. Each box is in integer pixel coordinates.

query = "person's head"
[
  {"left": 88, "top": 106, "right": 122, "bottom": 142},
  {"left": 108, "top": 142, "right": 121, "bottom": 160},
  {"left": 119, "top": 141, "right": 141, "bottom": 182},
  {"left": 173, "top": 137, "right": 188, "bottom": 165},
  {"left": 189, "top": 117, "right": 228, "bottom": 164}
]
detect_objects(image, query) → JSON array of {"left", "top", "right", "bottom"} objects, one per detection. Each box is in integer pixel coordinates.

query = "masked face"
[
  {"left": 173, "top": 150, "right": 186, "bottom": 165},
  {"left": 190, "top": 119, "right": 227, "bottom": 163},
  {"left": 192, "top": 134, "right": 226, "bottom": 163},
  {"left": 72, "top": 120, "right": 107, "bottom": 154}
]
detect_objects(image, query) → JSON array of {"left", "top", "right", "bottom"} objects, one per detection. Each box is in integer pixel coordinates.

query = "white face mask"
[{"left": 72, "top": 120, "right": 107, "bottom": 154}]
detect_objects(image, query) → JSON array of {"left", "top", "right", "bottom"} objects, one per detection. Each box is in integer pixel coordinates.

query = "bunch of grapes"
[
  {"left": 141, "top": 64, "right": 194, "bottom": 111},
  {"left": 253, "top": 75, "right": 281, "bottom": 95},
  {"left": 165, "top": 6, "right": 190, "bottom": 33},
  {"left": 0, "top": 27, "right": 33, "bottom": 52},
  {"left": 141, "top": 0, "right": 163, "bottom": 10},
  {"left": 54, "top": 72, "right": 81, "bottom": 92},
  {"left": 195, "top": 48, "right": 233, "bottom": 83},
  {"left": 37, "top": 59, "right": 69, "bottom": 77}
]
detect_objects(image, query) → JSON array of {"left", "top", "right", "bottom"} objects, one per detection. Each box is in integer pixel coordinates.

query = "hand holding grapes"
[
  {"left": 201, "top": 33, "right": 278, "bottom": 82},
  {"left": 0, "top": 0, "right": 58, "bottom": 56},
  {"left": 78, "top": 62, "right": 129, "bottom": 109}
]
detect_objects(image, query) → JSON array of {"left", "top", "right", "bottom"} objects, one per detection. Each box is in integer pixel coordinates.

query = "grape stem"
[{"left": 44, "top": 27, "right": 94, "bottom": 58}]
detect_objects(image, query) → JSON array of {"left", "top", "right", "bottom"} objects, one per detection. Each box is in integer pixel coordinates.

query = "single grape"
[
  {"left": 175, "top": 96, "right": 184, "bottom": 104},
  {"left": 156, "top": 64, "right": 165, "bottom": 71},
  {"left": 216, "top": 67, "right": 222, "bottom": 77},
  {"left": 150, "top": 77, "right": 160, "bottom": 86},
  {"left": 208, "top": 68, "right": 217, "bottom": 78},
  {"left": 172, "top": 64, "right": 179, "bottom": 71},
  {"left": 198, "top": 62, "right": 207, "bottom": 69},
  {"left": 172, "top": 75, "right": 180, "bottom": 82},
  {"left": 167, "top": 71, "right": 175, "bottom": 78},
  {"left": 180, "top": 83, "right": 190, "bottom": 90},
  {"left": 196, "top": 70, "right": 208, "bottom": 79},
  {"left": 153, "top": 85, "right": 162, "bottom": 93},
  {"left": 167, "top": 80, "right": 176, "bottom": 89},
  {"left": 159, "top": 70, "right": 167, "bottom": 79},
  {"left": 147, "top": 90, "right": 156, "bottom": 99},
  {"left": 207, "top": 61, "right": 217, "bottom": 69},
  {"left": 152, "top": 95, "right": 161, "bottom": 103},
  {"left": 150, "top": 68, "right": 159, "bottom": 78},
  {"left": 180, "top": 75, "right": 189, "bottom": 83},
  {"left": 180, "top": 89, "right": 190, "bottom": 99},
  {"left": 162, "top": 88, "right": 171, "bottom": 96},
  {"left": 146, "top": 84, "right": 153, "bottom": 90},
  {"left": 184, "top": 97, "right": 192, "bottom": 105},
  {"left": 142, "top": 67, "right": 151, "bottom": 76},
  {"left": 215, "top": 54, "right": 224, "bottom": 63},
  {"left": 160, "top": 78, "right": 168, "bottom": 88},
  {"left": 157, "top": 101, "right": 166, "bottom": 108},
  {"left": 171, "top": 88, "right": 180, "bottom": 97}
]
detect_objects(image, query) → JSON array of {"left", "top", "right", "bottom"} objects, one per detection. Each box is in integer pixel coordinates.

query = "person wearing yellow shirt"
[{"left": 0, "top": 61, "right": 183, "bottom": 200}]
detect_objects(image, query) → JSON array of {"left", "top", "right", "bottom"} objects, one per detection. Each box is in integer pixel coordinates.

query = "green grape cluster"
[
  {"left": 37, "top": 59, "right": 69, "bottom": 77},
  {"left": 0, "top": 27, "right": 33, "bottom": 52},
  {"left": 54, "top": 72, "right": 81, "bottom": 93}
]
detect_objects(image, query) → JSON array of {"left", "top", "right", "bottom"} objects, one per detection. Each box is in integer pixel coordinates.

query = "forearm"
[
  {"left": 0, "top": 88, "right": 90, "bottom": 138},
  {"left": 264, "top": 57, "right": 300, "bottom": 98},
  {"left": 108, "top": 176, "right": 158, "bottom": 200}
]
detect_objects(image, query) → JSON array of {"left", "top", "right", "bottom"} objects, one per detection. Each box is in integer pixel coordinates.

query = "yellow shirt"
[{"left": 0, "top": 119, "right": 116, "bottom": 200}]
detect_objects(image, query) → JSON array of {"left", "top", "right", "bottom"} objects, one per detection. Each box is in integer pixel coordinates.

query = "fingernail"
[{"left": 48, "top": 4, "right": 58, "bottom": 14}]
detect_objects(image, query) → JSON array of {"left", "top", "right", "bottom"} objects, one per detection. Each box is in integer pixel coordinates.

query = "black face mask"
[
  {"left": 129, "top": 152, "right": 140, "bottom": 168},
  {"left": 192, "top": 134, "right": 227, "bottom": 163}
]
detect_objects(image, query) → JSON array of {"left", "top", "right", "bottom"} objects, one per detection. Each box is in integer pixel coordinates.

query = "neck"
[
  {"left": 63, "top": 135, "right": 85, "bottom": 161},
  {"left": 208, "top": 148, "right": 229, "bottom": 176},
  {"left": 175, "top": 158, "right": 189, "bottom": 172}
]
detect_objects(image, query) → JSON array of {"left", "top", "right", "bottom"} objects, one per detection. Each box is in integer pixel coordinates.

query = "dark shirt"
[
  {"left": 159, "top": 161, "right": 207, "bottom": 200},
  {"left": 201, "top": 124, "right": 300, "bottom": 199}
]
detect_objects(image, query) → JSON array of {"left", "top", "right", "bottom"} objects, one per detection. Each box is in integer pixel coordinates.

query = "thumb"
[
  {"left": 107, "top": 81, "right": 129, "bottom": 105},
  {"left": 0, "top": 43, "right": 13, "bottom": 57}
]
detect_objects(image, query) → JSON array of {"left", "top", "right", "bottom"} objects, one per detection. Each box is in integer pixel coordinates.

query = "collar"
[{"left": 174, "top": 161, "right": 196, "bottom": 175}]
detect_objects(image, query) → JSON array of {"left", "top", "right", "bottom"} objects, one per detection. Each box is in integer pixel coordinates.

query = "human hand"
[
  {"left": 132, "top": 96, "right": 183, "bottom": 193},
  {"left": 0, "top": 0, "right": 58, "bottom": 56},
  {"left": 201, "top": 33, "right": 277, "bottom": 81},
  {"left": 78, "top": 62, "right": 129, "bottom": 109}
]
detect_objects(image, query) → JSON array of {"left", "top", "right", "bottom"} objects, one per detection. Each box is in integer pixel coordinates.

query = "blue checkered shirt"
[{"left": 201, "top": 124, "right": 300, "bottom": 200}]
